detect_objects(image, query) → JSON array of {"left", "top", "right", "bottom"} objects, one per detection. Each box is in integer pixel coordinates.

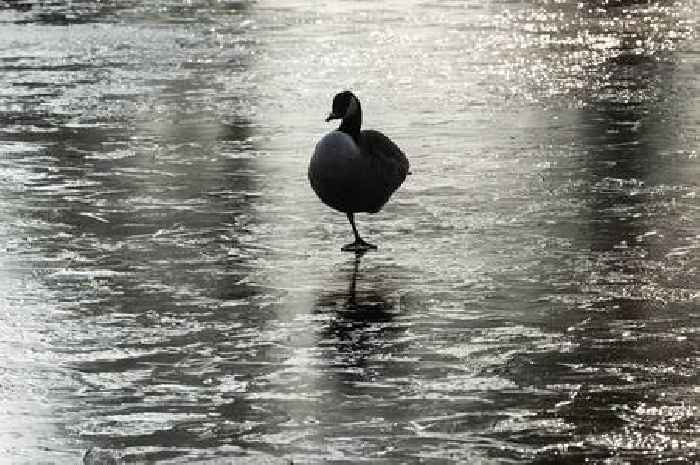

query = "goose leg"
[{"left": 341, "top": 212, "right": 377, "bottom": 252}]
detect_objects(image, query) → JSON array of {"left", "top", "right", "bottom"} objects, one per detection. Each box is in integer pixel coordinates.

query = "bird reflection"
[
  {"left": 343, "top": 251, "right": 392, "bottom": 318},
  {"left": 314, "top": 252, "right": 402, "bottom": 384}
]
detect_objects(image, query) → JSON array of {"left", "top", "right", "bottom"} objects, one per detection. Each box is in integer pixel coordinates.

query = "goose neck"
[{"left": 339, "top": 102, "right": 362, "bottom": 142}]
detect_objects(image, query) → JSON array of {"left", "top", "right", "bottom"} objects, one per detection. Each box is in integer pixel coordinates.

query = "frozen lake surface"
[{"left": 0, "top": 0, "right": 697, "bottom": 463}]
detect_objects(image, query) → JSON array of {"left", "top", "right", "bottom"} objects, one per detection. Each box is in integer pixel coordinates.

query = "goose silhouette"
[{"left": 308, "top": 91, "right": 410, "bottom": 252}]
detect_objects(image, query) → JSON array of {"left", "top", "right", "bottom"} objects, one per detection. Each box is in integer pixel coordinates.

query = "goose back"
[{"left": 309, "top": 129, "right": 409, "bottom": 214}]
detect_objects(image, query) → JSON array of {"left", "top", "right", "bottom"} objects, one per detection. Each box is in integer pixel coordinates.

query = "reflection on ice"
[{"left": 0, "top": 0, "right": 696, "bottom": 463}]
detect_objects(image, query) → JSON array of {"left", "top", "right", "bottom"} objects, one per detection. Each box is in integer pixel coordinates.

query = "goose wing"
[{"left": 359, "top": 129, "right": 410, "bottom": 194}]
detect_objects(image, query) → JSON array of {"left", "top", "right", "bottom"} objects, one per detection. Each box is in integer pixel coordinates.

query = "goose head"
[{"left": 325, "top": 90, "right": 362, "bottom": 140}]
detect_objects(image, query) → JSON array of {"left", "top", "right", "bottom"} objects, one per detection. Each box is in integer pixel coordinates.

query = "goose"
[{"left": 309, "top": 91, "right": 410, "bottom": 252}]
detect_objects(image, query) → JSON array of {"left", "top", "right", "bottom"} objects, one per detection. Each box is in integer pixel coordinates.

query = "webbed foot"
[{"left": 341, "top": 239, "right": 377, "bottom": 252}]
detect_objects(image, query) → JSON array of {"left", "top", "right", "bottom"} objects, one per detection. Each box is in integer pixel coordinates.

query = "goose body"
[{"left": 308, "top": 91, "right": 409, "bottom": 251}]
